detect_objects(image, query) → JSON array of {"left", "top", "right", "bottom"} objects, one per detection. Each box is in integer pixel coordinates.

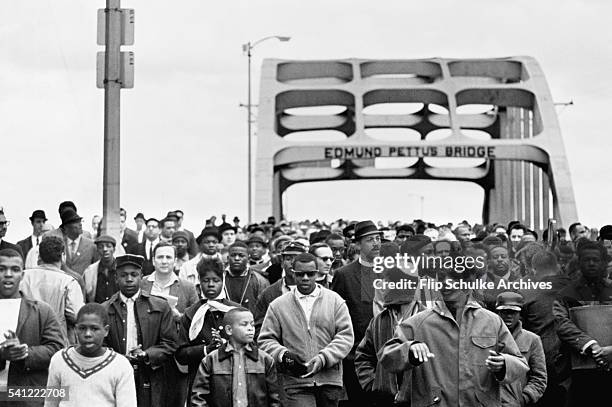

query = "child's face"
[
  {"left": 226, "top": 311, "right": 255, "bottom": 345},
  {"left": 76, "top": 313, "right": 109, "bottom": 356},
  {"left": 199, "top": 271, "right": 223, "bottom": 300}
]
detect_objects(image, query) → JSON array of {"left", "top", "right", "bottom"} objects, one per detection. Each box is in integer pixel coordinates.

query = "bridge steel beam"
[{"left": 254, "top": 57, "right": 578, "bottom": 227}]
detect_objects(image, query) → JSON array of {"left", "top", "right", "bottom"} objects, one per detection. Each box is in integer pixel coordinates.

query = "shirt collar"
[
  {"left": 147, "top": 238, "right": 159, "bottom": 247},
  {"left": 146, "top": 272, "right": 179, "bottom": 287},
  {"left": 359, "top": 257, "right": 373, "bottom": 267},
  {"left": 120, "top": 289, "right": 141, "bottom": 303},
  {"left": 68, "top": 235, "right": 82, "bottom": 246},
  {"left": 293, "top": 284, "right": 321, "bottom": 299}
]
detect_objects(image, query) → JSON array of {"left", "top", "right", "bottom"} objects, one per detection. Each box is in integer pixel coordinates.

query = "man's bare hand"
[
  {"left": 485, "top": 350, "right": 505, "bottom": 373},
  {"left": 301, "top": 356, "right": 324, "bottom": 378},
  {"left": 0, "top": 331, "right": 26, "bottom": 361},
  {"left": 410, "top": 343, "right": 435, "bottom": 364},
  {"left": 592, "top": 345, "right": 612, "bottom": 367}
]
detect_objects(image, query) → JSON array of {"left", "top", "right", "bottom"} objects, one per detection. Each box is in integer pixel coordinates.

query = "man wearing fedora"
[
  {"left": 59, "top": 208, "right": 97, "bottom": 275},
  {"left": 134, "top": 212, "right": 146, "bottom": 244},
  {"left": 218, "top": 222, "right": 238, "bottom": 247},
  {"left": 332, "top": 220, "right": 383, "bottom": 407},
  {"left": 17, "top": 210, "right": 47, "bottom": 260}
]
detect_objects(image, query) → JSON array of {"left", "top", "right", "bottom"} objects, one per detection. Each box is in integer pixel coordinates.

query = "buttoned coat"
[
  {"left": 102, "top": 292, "right": 178, "bottom": 407},
  {"left": 381, "top": 298, "right": 529, "bottom": 407},
  {"left": 500, "top": 322, "right": 547, "bottom": 406}
]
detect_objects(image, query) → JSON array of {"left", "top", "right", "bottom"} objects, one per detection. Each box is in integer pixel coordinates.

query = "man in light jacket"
[
  {"left": 381, "top": 258, "right": 529, "bottom": 407},
  {"left": 20, "top": 236, "right": 84, "bottom": 344},
  {"left": 259, "top": 253, "right": 354, "bottom": 407}
]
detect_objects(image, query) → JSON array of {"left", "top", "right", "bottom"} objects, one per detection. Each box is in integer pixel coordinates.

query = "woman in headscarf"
[{"left": 175, "top": 257, "right": 238, "bottom": 406}]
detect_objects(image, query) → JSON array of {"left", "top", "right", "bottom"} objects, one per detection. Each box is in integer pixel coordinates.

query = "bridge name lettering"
[{"left": 323, "top": 146, "right": 496, "bottom": 159}]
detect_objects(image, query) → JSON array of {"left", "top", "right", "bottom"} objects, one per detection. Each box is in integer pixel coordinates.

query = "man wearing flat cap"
[
  {"left": 83, "top": 235, "right": 120, "bottom": 303},
  {"left": 17, "top": 209, "right": 47, "bottom": 260},
  {"left": 247, "top": 234, "right": 272, "bottom": 278},
  {"left": 103, "top": 254, "right": 178, "bottom": 407},
  {"left": 254, "top": 240, "right": 307, "bottom": 339},
  {"left": 59, "top": 208, "right": 96, "bottom": 275},
  {"left": 495, "top": 292, "right": 547, "bottom": 406},
  {"left": 332, "top": 220, "right": 384, "bottom": 406}
]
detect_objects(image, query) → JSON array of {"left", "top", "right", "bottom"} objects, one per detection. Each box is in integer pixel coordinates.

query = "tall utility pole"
[
  {"left": 246, "top": 43, "right": 252, "bottom": 225},
  {"left": 242, "top": 35, "right": 290, "bottom": 224},
  {"left": 97, "top": 1, "right": 134, "bottom": 240}
]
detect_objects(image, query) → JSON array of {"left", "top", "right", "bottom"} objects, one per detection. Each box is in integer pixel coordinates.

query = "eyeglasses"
[
  {"left": 0, "top": 221, "right": 10, "bottom": 227},
  {"left": 318, "top": 256, "right": 333, "bottom": 262},
  {"left": 331, "top": 247, "right": 345, "bottom": 253},
  {"left": 292, "top": 270, "right": 317, "bottom": 277}
]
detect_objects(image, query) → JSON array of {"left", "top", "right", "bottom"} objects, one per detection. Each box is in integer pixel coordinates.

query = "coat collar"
[
  {"left": 510, "top": 320, "right": 523, "bottom": 338},
  {"left": 431, "top": 294, "right": 482, "bottom": 318},
  {"left": 218, "top": 342, "right": 259, "bottom": 362},
  {"left": 107, "top": 290, "right": 165, "bottom": 312}
]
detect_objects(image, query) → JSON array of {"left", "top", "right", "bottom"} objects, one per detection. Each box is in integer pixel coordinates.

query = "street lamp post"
[{"left": 243, "top": 35, "right": 290, "bottom": 224}]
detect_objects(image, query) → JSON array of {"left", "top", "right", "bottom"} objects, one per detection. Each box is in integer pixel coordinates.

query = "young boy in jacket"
[
  {"left": 191, "top": 307, "right": 280, "bottom": 407},
  {"left": 495, "top": 292, "right": 547, "bottom": 406},
  {"left": 259, "top": 253, "right": 354, "bottom": 407}
]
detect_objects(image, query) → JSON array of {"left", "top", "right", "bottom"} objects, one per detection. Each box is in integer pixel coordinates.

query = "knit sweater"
[
  {"left": 258, "top": 286, "right": 354, "bottom": 389},
  {"left": 44, "top": 347, "right": 136, "bottom": 407}
]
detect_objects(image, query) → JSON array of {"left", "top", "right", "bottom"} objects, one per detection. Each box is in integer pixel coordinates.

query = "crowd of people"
[{"left": 0, "top": 201, "right": 611, "bottom": 407}]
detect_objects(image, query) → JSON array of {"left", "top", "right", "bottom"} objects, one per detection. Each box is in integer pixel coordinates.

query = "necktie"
[
  {"left": 70, "top": 241, "right": 76, "bottom": 259},
  {"left": 36, "top": 236, "right": 39, "bottom": 246},
  {"left": 148, "top": 243, "right": 153, "bottom": 260}
]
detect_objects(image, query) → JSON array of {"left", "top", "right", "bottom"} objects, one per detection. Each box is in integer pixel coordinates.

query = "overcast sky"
[{"left": 2, "top": 0, "right": 611, "bottom": 239}]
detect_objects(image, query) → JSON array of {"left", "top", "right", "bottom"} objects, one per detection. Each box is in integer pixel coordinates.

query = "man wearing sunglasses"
[
  {"left": 259, "top": 253, "right": 354, "bottom": 407},
  {"left": 310, "top": 243, "right": 334, "bottom": 288}
]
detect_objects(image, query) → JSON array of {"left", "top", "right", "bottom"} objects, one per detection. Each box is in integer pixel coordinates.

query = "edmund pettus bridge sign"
[{"left": 253, "top": 57, "right": 577, "bottom": 230}]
